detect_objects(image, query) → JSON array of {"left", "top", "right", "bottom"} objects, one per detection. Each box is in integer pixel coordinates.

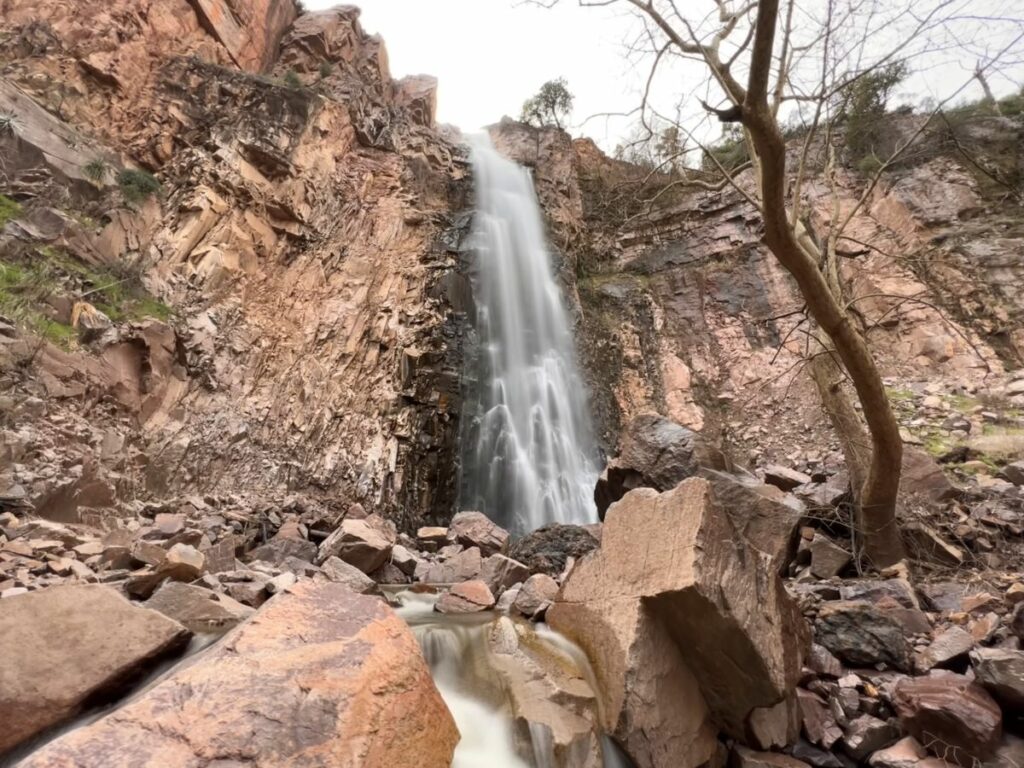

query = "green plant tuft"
[
  {"left": 83, "top": 158, "right": 107, "bottom": 184},
  {"left": 0, "top": 195, "right": 21, "bottom": 229},
  {"left": 283, "top": 69, "right": 302, "bottom": 89},
  {"left": 116, "top": 168, "right": 161, "bottom": 204}
]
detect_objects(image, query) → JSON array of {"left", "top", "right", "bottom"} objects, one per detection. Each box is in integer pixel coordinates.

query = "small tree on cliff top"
[
  {"left": 534, "top": 0, "right": 1024, "bottom": 568},
  {"left": 521, "top": 78, "right": 574, "bottom": 129}
]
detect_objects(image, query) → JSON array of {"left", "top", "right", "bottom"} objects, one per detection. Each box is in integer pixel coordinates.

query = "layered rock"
[
  {"left": 549, "top": 477, "right": 809, "bottom": 765},
  {"left": 21, "top": 581, "right": 459, "bottom": 767}
]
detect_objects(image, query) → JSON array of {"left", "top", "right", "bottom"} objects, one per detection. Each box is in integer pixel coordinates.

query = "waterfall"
[{"left": 460, "top": 135, "right": 600, "bottom": 535}]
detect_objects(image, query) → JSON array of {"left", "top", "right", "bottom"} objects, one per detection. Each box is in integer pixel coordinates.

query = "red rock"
[
  {"left": 893, "top": 672, "right": 1002, "bottom": 766},
  {"left": 512, "top": 572, "right": 558, "bottom": 619},
  {"left": 447, "top": 510, "right": 510, "bottom": 556},
  {"left": 21, "top": 582, "right": 458, "bottom": 767},
  {"left": 0, "top": 585, "right": 190, "bottom": 754},
  {"left": 435, "top": 579, "right": 495, "bottom": 613}
]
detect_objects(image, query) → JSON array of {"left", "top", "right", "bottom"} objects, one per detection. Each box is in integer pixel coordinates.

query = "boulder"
[
  {"left": 512, "top": 573, "right": 559, "bottom": 620},
  {"left": 594, "top": 413, "right": 707, "bottom": 518},
  {"left": 0, "top": 585, "right": 191, "bottom": 754},
  {"left": 733, "top": 746, "right": 811, "bottom": 768},
  {"left": 796, "top": 688, "right": 842, "bottom": 749},
  {"left": 21, "top": 582, "right": 458, "bottom": 767},
  {"left": 509, "top": 523, "right": 599, "bottom": 577},
  {"left": 435, "top": 579, "right": 494, "bottom": 614},
  {"left": 248, "top": 532, "right": 317, "bottom": 565},
  {"left": 124, "top": 544, "right": 207, "bottom": 599},
  {"left": 815, "top": 601, "right": 913, "bottom": 671},
  {"left": 319, "top": 555, "right": 380, "bottom": 594},
  {"left": 480, "top": 553, "right": 531, "bottom": 595},
  {"left": 447, "top": 510, "right": 509, "bottom": 556},
  {"left": 415, "top": 546, "right": 483, "bottom": 584},
  {"left": 893, "top": 673, "right": 1002, "bottom": 766},
  {"left": 145, "top": 581, "right": 252, "bottom": 633},
  {"left": 842, "top": 714, "right": 899, "bottom": 760},
  {"left": 317, "top": 514, "right": 395, "bottom": 573},
  {"left": 808, "top": 535, "right": 851, "bottom": 579},
  {"left": 868, "top": 736, "right": 931, "bottom": 768},
  {"left": 970, "top": 648, "right": 1024, "bottom": 710},
  {"left": 549, "top": 478, "right": 808, "bottom": 755}
]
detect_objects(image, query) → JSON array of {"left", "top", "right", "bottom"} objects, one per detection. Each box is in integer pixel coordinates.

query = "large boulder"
[
  {"left": 549, "top": 477, "right": 808, "bottom": 766},
  {"left": 970, "top": 648, "right": 1024, "bottom": 710},
  {"left": 509, "top": 523, "right": 600, "bottom": 577},
  {"left": 144, "top": 581, "right": 253, "bottom": 634},
  {"left": 0, "top": 585, "right": 191, "bottom": 754},
  {"left": 594, "top": 413, "right": 708, "bottom": 519},
  {"left": 815, "top": 601, "right": 914, "bottom": 672},
  {"left": 21, "top": 582, "right": 459, "bottom": 767}
]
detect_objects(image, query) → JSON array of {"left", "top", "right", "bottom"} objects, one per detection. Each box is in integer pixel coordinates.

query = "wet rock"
[
  {"left": 917, "top": 626, "right": 975, "bottom": 672},
  {"left": 550, "top": 478, "right": 807, "bottom": 751},
  {"left": 480, "top": 553, "right": 531, "bottom": 595},
  {"left": 317, "top": 515, "right": 395, "bottom": 573},
  {"left": 435, "top": 579, "right": 495, "bottom": 613},
  {"left": 815, "top": 601, "right": 913, "bottom": 671},
  {"left": 0, "top": 585, "right": 191, "bottom": 753},
  {"left": 594, "top": 413, "right": 705, "bottom": 518},
  {"left": 512, "top": 573, "right": 559, "bottom": 620},
  {"left": 144, "top": 581, "right": 252, "bottom": 633},
  {"left": 970, "top": 648, "right": 1024, "bottom": 710},
  {"left": 893, "top": 672, "right": 1003, "bottom": 766},
  {"left": 509, "top": 523, "right": 599, "bottom": 577},
  {"left": 21, "top": 582, "right": 458, "bottom": 767},
  {"left": 447, "top": 510, "right": 509, "bottom": 556}
]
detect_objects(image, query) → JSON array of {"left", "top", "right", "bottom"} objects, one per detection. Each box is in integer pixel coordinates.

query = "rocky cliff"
[{"left": 1, "top": 1, "right": 472, "bottom": 535}]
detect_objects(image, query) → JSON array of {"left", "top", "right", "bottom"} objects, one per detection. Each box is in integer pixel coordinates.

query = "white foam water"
[{"left": 460, "top": 135, "right": 600, "bottom": 535}]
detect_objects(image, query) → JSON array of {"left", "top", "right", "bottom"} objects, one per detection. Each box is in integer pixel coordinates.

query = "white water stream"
[{"left": 459, "top": 135, "right": 600, "bottom": 535}]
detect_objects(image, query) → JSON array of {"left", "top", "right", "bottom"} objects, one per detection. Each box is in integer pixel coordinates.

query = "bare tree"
[{"left": 534, "top": 0, "right": 1024, "bottom": 567}]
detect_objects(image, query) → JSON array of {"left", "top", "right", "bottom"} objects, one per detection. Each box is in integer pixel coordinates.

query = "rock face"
[
  {"left": 21, "top": 582, "right": 459, "bottom": 767},
  {"left": 549, "top": 477, "right": 808, "bottom": 766},
  {"left": 0, "top": 585, "right": 191, "bottom": 754}
]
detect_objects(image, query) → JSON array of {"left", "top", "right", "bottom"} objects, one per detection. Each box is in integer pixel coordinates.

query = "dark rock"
[
  {"left": 970, "top": 648, "right": 1024, "bottom": 710},
  {"left": 815, "top": 601, "right": 913, "bottom": 671},
  {"left": 732, "top": 746, "right": 811, "bottom": 768},
  {"left": 509, "top": 523, "right": 599, "bottom": 577},
  {"left": 841, "top": 714, "right": 899, "bottom": 760},
  {"left": 594, "top": 412, "right": 705, "bottom": 519}
]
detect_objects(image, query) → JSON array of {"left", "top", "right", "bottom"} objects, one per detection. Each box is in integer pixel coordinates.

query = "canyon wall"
[{"left": 1, "top": 1, "right": 471, "bottom": 532}]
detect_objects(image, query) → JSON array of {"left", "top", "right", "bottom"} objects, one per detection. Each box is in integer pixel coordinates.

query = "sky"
[{"left": 305, "top": 0, "right": 1024, "bottom": 152}]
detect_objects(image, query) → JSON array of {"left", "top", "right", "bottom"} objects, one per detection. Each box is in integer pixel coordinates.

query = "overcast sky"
[{"left": 306, "top": 0, "right": 1024, "bottom": 151}]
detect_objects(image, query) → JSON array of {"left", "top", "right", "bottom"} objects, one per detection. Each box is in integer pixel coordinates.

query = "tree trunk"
[{"left": 741, "top": 0, "right": 906, "bottom": 567}]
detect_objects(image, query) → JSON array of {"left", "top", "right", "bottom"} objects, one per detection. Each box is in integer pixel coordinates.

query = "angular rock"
[
  {"left": 480, "top": 553, "right": 531, "bottom": 595},
  {"left": 416, "top": 526, "right": 448, "bottom": 549},
  {"left": 797, "top": 688, "right": 843, "bottom": 749},
  {"left": 868, "top": 736, "right": 929, "bottom": 768},
  {"left": 415, "top": 546, "right": 483, "bottom": 584},
  {"left": 509, "top": 523, "right": 600, "bottom": 577},
  {"left": 390, "top": 544, "right": 420, "bottom": 577},
  {"left": 733, "top": 746, "right": 811, "bottom": 768},
  {"left": 747, "top": 694, "right": 800, "bottom": 749},
  {"left": 809, "top": 535, "right": 852, "bottom": 579},
  {"left": 145, "top": 581, "right": 252, "bottom": 634},
  {"left": 970, "top": 648, "right": 1024, "bottom": 710},
  {"left": 815, "top": 601, "right": 913, "bottom": 672},
  {"left": 903, "top": 522, "right": 964, "bottom": 566},
  {"left": 319, "top": 555, "right": 379, "bottom": 594},
  {"left": 893, "top": 673, "right": 1002, "bottom": 766},
  {"left": 21, "top": 583, "right": 458, "bottom": 767},
  {"left": 918, "top": 626, "right": 974, "bottom": 672},
  {"left": 764, "top": 465, "right": 812, "bottom": 492},
  {"left": 435, "top": 579, "right": 495, "bottom": 614},
  {"left": 842, "top": 714, "right": 899, "bottom": 760},
  {"left": 839, "top": 579, "right": 919, "bottom": 609},
  {"left": 595, "top": 414, "right": 706, "bottom": 518},
  {"left": 447, "top": 510, "right": 509, "bottom": 556},
  {"left": 512, "top": 573, "right": 559, "bottom": 620},
  {"left": 550, "top": 478, "right": 807, "bottom": 748},
  {"left": 248, "top": 532, "right": 317, "bottom": 565},
  {"left": 317, "top": 515, "right": 394, "bottom": 573},
  {"left": 0, "top": 585, "right": 190, "bottom": 753}
]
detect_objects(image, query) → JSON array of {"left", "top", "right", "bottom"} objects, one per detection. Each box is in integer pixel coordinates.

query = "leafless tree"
[{"left": 533, "top": 0, "right": 1024, "bottom": 567}]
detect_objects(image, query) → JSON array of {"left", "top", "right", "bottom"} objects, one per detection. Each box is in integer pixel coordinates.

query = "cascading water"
[{"left": 459, "top": 135, "right": 600, "bottom": 535}]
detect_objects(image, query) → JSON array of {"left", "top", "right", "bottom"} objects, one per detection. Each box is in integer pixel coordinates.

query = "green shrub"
[
  {"left": 856, "top": 154, "right": 884, "bottom": 176},
  {"left": 283, "top": 69, "right": 302, "bottom": 89},
  {"left": 83, "top": 158, "right": 107, "bottom": 183},
  {"left": 703, "top": 126, "right": 749, "bottom": 171},
  {"left": 521, "top": 78, "right": 574, "bottom": 130},
  {"left": 116, "top": 168, "right": 161, "bottom": 204},
  {"left": 839, "top": 61, "right": 909, "bottom": 162},
  {"left": 318, "top": 62, "right": 333, "bottom": 79},
  {"left": 0, "top": 195, "right": 21, "bottom": 228}
]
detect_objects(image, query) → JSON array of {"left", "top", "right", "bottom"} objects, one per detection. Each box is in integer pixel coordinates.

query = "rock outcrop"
[{"left": 21, "top": 581, "right": 459, "bottom": 767}]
